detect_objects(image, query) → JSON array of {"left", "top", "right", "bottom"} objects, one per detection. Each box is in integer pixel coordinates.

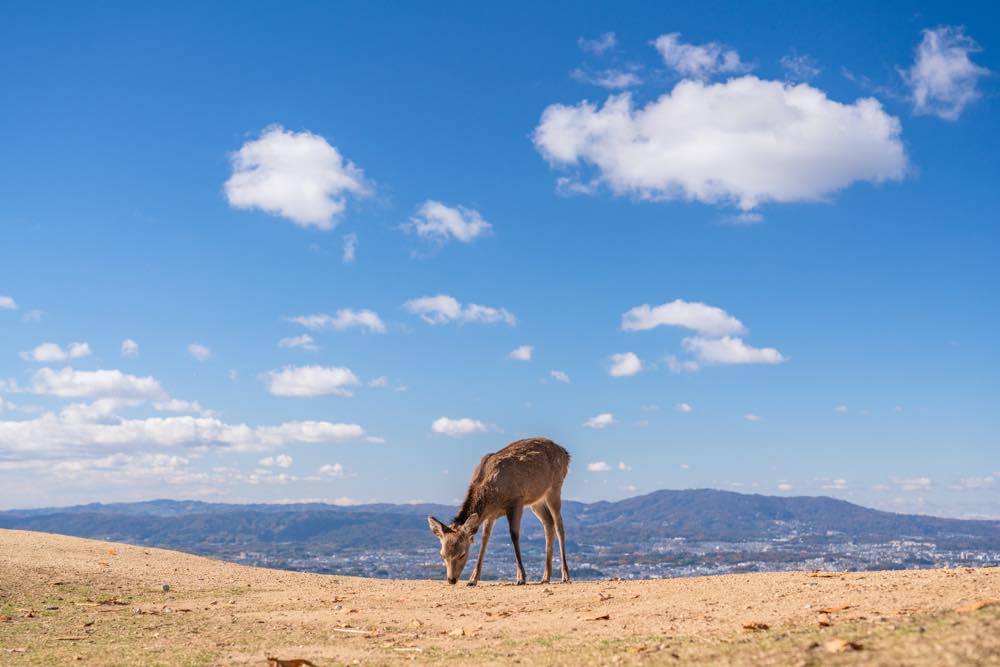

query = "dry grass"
[{"left": 1, "top": 529, "right": 998, "bottom": 666}]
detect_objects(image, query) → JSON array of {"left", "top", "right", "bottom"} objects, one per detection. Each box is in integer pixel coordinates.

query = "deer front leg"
[
  {"left": 507, "top": 505, "right": 526, "bottom": 585},
  {"left": 467, "top": 518, "right": 494, "bottom": 587}
]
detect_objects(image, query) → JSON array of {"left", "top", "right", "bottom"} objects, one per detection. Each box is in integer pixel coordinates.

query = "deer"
[{"left": 427, "top": 437, "right": 571, "bottom": 586}]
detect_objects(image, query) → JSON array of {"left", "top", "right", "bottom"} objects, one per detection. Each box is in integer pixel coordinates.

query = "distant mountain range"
[{"left": 2, "top": 489, "right": 997, "bottom": 579}]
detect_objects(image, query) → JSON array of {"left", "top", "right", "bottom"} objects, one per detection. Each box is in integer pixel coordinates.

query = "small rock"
[{"left": 161, "top": 584, "right": 170, "bottom": 592}]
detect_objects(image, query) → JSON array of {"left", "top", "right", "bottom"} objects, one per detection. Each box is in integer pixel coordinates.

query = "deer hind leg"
[
  {"left": 506, "top": 505, "right": 527, "bottom": 585},
  {"left": 531, "top": 502, "right": 555, "bottom": 584},
  {"left": 544, "top": 487, "right": 571, "bottom": 583},
  {"left": 467, "top": 517, "right": 495, "bottom": 587}
]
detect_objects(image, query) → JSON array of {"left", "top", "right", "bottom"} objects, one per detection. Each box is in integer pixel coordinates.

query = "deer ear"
[
  {"left": 427, "top": 516, "right": 449, "bottom": 538},
  {"left": 460, "top": 513, "right": 479, "bottom": 536}
]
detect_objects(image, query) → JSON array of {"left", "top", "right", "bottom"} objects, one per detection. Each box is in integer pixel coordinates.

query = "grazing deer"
[{"left": 427, "top": 437, "right": 571, "bottom": 586}]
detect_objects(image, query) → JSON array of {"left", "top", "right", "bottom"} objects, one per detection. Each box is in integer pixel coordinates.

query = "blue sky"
[{"left": 1, "top": 2, "right": 997, "bottom": 517}]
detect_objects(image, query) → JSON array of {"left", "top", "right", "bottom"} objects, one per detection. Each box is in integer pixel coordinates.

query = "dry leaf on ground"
[
  {"left": 818, "top": 603, "right": 851, "bottom": 614},
  {"left": 742, "top": 621, "right": 769, "bottom": 631},
  {"left": 824, "top": 639, "right": 863, "bottom": 653},
  {"left": 266, "top": 658, "right": 318, "bottom": 667}
]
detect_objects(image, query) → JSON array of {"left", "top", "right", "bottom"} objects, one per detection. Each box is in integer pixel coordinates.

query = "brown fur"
[{"left": 427, "top": 438, "right": 571, "bottom": 586}]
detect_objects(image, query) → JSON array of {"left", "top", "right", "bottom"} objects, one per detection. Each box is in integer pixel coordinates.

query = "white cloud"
[
  {"left": 665, "top": 355, "right": 700, "bottom": 374},
  {"left": 622, "top": 299, "right": 746, "bottom": 336},
  {"left": 0, "top": 295, "right": 18, "bottom": 310},
  {"left": 22, "top": 309, "right": 43, "bottom": 322},
  {"left": 608, "top": 352, "right": 642, "bottom": 377},
  {"left": 224, "top": 125, "right": 370, "bottom": 230},
  {"left": 578, "top": 32, "right": 616, "bottom": 55},
  {"left": 777, "top": 482, "right": 794, "bottom": 492},
  {"left": 550, "top": 370, "right": 571, "bottom": 384},
  {"left": 259, "top": 454, "right": 293, "bottom": 468},
  {"left": 834, "top": 404, "right": 848, "bottom": 413},
  {"left": 682, "top": 336, "right": 785, "bottom": 365},
  {"left": 902, "top": 26, "right": 989, "bottom": 121},
  {"left": 121, "top": 339, "right": 139, "bottom": 358},
  {"left": 821, "top": 478, "right": 848, "bottom": 490},
  {"left": 404, "top": 295, "right": 515, "bottom": 326},
  {"left": 318, "top": 462, "right": 344, "bottom": 477},
  {"left": 617, "top": 461, "right": 631, "bottom": 471},
  {"left": 571, "top": 67, "right": 641, "bottom": 89},
  {"left": 405, "top": 200, "right": 492, "bottom": 244},
  {"left": 278, "top": 334, "right": 318, "bottom": 351},
  {"left": 743, "top": 413, "right": 762, "bottom": 422},
  {"left": 892, "top": 476, "right": 932, "bottom": 491},
  {"left": 188, "top": 343, "right": 211, "bottom": 361},
  {"left": 0, "top": 413, "right": 367, "bottom": 456},
  {"left": 288, "top": 309, "right": 386, "bottom": 334},
  {"left": 150, "top": 399, "right": 217, "bottom": 418},
  {"left": 780, "top": 53, "right": 821, "bottom": 82},
  {"left": 367, "top": 376, "right": 389, "bottom": 388},
  {"left": 264, "top": 365, "right": 360, "bottom": 397},
  {"left": 509, "top": 345, "right": 533, "bottom": 361},
  {"left": 431, "top": 417, "right": 487, "bottom": 437},
  {"left": 31, "top": 367, "right": 166, "bottom": 400},
  {"left": 534, "top": 77, "right": 906, "bottom": 212},
  {"left": 584, "top": 412, "right": 616, "bottom": 429},
  {"left": 587, "top": 461, "right": 612, "bottom": 472},
  {"left": 20, "top": 342, "right": 92, "bottom": 363},
  {"left": 652, "top": 32, "right": 749, "bottom": 79},
  {"left": 675, "top": 402, "right": 693, "bottom": 413},
  {"left": 342, "top": 232, "right": 358, "bottom": 263},
  {"left": 954, "top": 475, "right": 994, "bottom": 491}
]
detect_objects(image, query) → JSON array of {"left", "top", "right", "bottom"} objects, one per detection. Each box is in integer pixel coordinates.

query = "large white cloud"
[
  {"left": 0, "top": 412, "right": 366, "bottom": 456},
  {"left": 405, "top": 200, "right": 492, "bottom": 244},
  {"left": 622, "top": 299, "right": 745, "bottom": 336},
  {"left": 225, "top": 125, "right": 370, "bottom": 230},
  {"left": 31, "top": 367, "right": 166, "bottom": 400},
  {"left": 288, "top": 309, "right": 386, "bottom": 333},
  {"left": 534, "top": 76, "right": 906, "bottom": 211},
  {"left": 902, "top": 26, "right": 989, "bottom": 121},
  {"left": 20, "top": 342, "right": 92, "bottom": 363},
  {"left": 652, "top": 33, "right": 748, "bottom": 79},
  {"left": 431, "top": 416, "right": 487, "bottom": 437},
  {"left": 0, "top": 295, "right": 17, "bottom": 310},
  {"left": 264, "top": 365, "right": 360, "bottom": 397},
  {"left": 608, "top": 352, "right": 642, "bottom": 377},
  {"left": 683, "top": 336, "right": 785, "bottom": 365},
  {"left": 404, "top": 295, "right": 515, "bottom": 326}
]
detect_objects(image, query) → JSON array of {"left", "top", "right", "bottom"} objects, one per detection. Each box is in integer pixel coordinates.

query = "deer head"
[{"left": 427, "top": 513, "right": 478, "bottom": 584}]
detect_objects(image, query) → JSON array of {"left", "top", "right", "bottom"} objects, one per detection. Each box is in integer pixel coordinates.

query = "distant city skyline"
[{"left": 1, "top": 2, "right": 997, "bottom": 517}]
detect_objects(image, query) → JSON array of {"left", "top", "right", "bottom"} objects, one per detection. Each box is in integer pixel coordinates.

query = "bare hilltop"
[{"left": 1, "top": 529, "right": 998, "bottom": 666}]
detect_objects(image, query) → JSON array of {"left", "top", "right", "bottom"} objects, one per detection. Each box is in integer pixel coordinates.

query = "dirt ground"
[{"left": 1, "top": 529, "right": 998, "bottom": 666}]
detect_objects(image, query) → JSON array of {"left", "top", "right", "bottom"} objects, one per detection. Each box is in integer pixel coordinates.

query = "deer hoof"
[
  {"left": 466, "top": 580, "right": 478, "bottom": 587},
  {"left": 539, "top": 578, "right": 550, "bottom": 584},
  {"left": 515, "top": 579, "right": 526, "bottom": 586}
]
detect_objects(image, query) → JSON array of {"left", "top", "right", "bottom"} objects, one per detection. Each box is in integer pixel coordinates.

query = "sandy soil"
[{"left": 1, "top": 529, "right": 998, "bottom": 666}]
